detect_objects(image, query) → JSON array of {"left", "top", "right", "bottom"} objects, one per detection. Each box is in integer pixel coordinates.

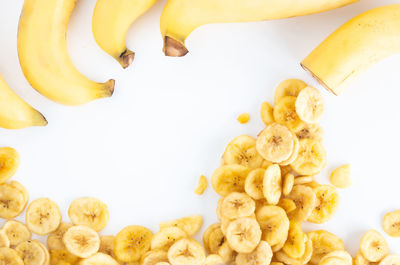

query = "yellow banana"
[
  {"left": 18, "top": 0, "right": 115, "bottom": 106},
  {"left": 302, "top": 4, "right": 400, "bottom": 95},
  {"left": 160, "top": 0, "right": 359, "bottom": 57},
  {"left": 0, "top": 74, "right": 46, "bottom": 129},
  {"left": 92, "top": 0, "right": 158, "bottom": 68}
]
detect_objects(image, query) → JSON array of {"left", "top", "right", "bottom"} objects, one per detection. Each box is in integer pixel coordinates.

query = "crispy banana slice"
[
  {"left": 307, "top": 230, "right": 345, "bottom": 265},
  {"left": 0, "top": 147, "right": 20, "bottom": 184},
  {"left": 203, "top": 223, "right": 225, "bottom": 255},
  {"left": 0, "top": 183, "right": 27, "bottom": 219},
  {"left": 255, "top": 205, "right": 289, "bottom": 247},
  {"left": 245, "top": 168, "right": 265, "bottom": 200},
  {"left": 379, "top": 255, "right": 400, "bottom": 265},
  {"left": 114, "top": 225, "right": 153, "bottom": 262},
  {"left": 37, "top": 241, "right": 50, "bottom": 265},
  {"left": 287, "top": 185, "right": 317, "bottom": 222},
  {"left": 151, "top": 227, "right": 187, "bottom": 251},
  {"left": 277, "top": 198, "right": 297, "bottom": 214},
  {"left": 204, "top": 254, "right": 224, "bottom": 265},
  {"left": 282, "top": 221, "right": 306, "bottom": 259},
  {"left": 168, "top": 238, "right": 206, "bottom": 265},
  {"left": 47, "top": 222, "right": 72, "bottom": 250},
  {"left": 159, "top": 215, "right": 202, "bottom": 237},
  {"left": 236, "top": 240, "right": 272, "bottom": 265},
  {"left": 320, "top": 256, "right": 349, "bottom": 265},
  {"left": 291, "top": 139, "right": 326, "bottom": 175},
  {"left": 0, "top": 230, "right": 9, "bottom": 248},
  {"left": 276, "top": 236, "right": 313, "bottom": 265},
  {"left": 211, "top": 165, "right": 250, "bottom": 196},
  {"left": 295, "top": 123, "right": 324, "bottom": 142},
  {"left": 282, "top": 173, "right": 294, "bottom": 196},
  {"left": 8, "top": 181, "right": 29, "bottom": 211},
  {"left": 273, "top": 96, "right": 305, "bottom": 131},
  {"left": 222, "top": 136, "right": 264, "bottom": 169},
  {"left": 26, "top": 198, "right": 61, "bottom": 235},
  {"left": 2, "top": 220, "right": 31, "bottom": 247},
  {"left": 80, "top": 253, "right": 120, "bottom": 265},
  {"left": 237, "top": 113, "right": 250, "bottom": 124},
  {"left": 263, "top": 164, "right": 282, "bottom": 205},
  {"left": 320, "top": 250, "right": 352, "bottom": 265},
  {"left": 99, "top": 235, "right": 122, "bottom": 264},
  {"left": 308, "top": 185, "right": 339, "bottom": 224},
  {"left": 295, "top": 86, "right": 324, "bottom": 124},
  {"left": 141, "top": 250, "right": 169, "bottom": 265},
  {"left": 280, "top": 134, "right": 300, "bottom": 166},
  {"left": 354, "top": 251, "right": 376, "bottom": 265},
  {"left": 274, "top": 79, "right": 307, "bottom": 105},
  {"left": 260, "top": 102, "right": 275, "bottom": 126},
  {"left": 383, "top": 210, "right": 400, "bottom": 237},
  {"left": 256, "top": 123, "right": 294, "bottom": 163},
  {"left": 217, "top": 241, "right": 236, "bottom": 264},
  {"left": 360, "top": 230, "right": 389, "bottom": 262},
  {"left": 226, "top": 217, "right": 261, "bottom": 254},
  {"left": 15, "top": 240, "right": 47, "bottom": 265},
  {"left": 68, "top": 197, "right": 109, "bottom": 232},
  {"left": 271, "top": 238, "right": 286, "bottom": 253},
  {"left": 49, "top": 249, "right": 80, "bottom": 265},
  {"left": 0, "top": 247, "right": 24, "bottom": 265},
  {"left": 294, "top": 176, "right": 314, "bottom": 185},
  {"left": 330, "top": 164, "right": 352, "bottom": 188},
  {"left": 63, "top": 225, "right": 100, "bottom": 259},
  {"left": 194, "top": 175, "right": 208, "bottom": 195},
  {"left": 220, "top": 192, "right": 255, "bottom": 220}
]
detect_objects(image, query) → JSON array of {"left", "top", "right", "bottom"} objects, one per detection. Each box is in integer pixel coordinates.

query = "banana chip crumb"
[
  {"left": 194, "top": 175, "right": 208, "bottom": 195},
  {"left": 237, "top": 113, "right": 250, "bottom": 124},
  {"left": 330, "top": 164, "right": 352, "bottom": 188}
]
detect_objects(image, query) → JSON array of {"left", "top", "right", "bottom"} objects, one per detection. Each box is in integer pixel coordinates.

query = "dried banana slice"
[
  {"left": 211, "top": 165, "right": 250, "bottom": 196},
  {"left": 295, "top": 86, "right": 324, "bottom": 124},
  {"left": 194, "top": 175, "right": 207, "bottom": 195},
  {"left": 0, "top": 247, "right": 24, "bottom": 265},
  {"left": 295, "top": 123, "right": 324, "bottom": 141},
  {"left": 235, "top": 241, "right": 272, "bottom": 265},
  {"left": 237, "top": 113, "right": 250, "bottom": 124},
  {"left": 204, "top": 254, "right": 224, "bottom": 265},
  {"left": 282, "top": 221, "right": 306, "bottom": 259},
  {"left": 159, "top": 215, "right": 202, "bottom": 237},
  {"left": 151, "top": 227, "right": 187, "bottom": 251},
  {"left": 47, "top": 222, "right": 72, "bottom": 250},
  {"left": 274, "top": 79, "right": 307, "bottom": 105},
  {"left": 226, "top": 217, "right": 261, "bottom": 254},
  {"left": 168, "top": 238, "right": 206, "bottom": 265},
  {"left": 68, "top": 197, "right": 109, "bottom": 232},
  {"left": 245, "top": 168, "right": 265, "bottom": 200},
  {"left": 2, "top": 220, "right": 31, "bottom": 247},
  {"left": 220, "top": 192, "right": 255, "bottom": 220},
  {"left": 307, "top": 230, "right": 345, "bottom": 265},
  {"left": 141, "top": 250, "right": 169, "bottom": 265},
  {"left": 379, "top": 255, "right": 400, "bottom": 265},
  {"left": 26, "top": 198, "right": 61, "bottom": 235},
  {"left": 291, "top": 139, "right": 326, "bottom": 175},
  {"left": 255, "top": 205, "right": 289, "bottom": 247},
  {"left": 49, "top": 249, "right": 80, "bottom": 265},
  {"left": 0, "top": 183, "right": 27, "bottom": 219},
  {"left": 360, "top": 230, "right": 389, "bottom": 262},
  {"left": 280, "top": 134, "right": 300, "bottom": 166},
  {"left": 260, "top": 102, "right": 275, "bottom": 126},
  {"left": 330, "top": 164, "right": 352, "bottom": 189},
  {"left": 222, "top": 135, "right": 264, "bottom": 169},
  {"left": 203, "top": 223, "right": 224, "bottom": 254},
  {"left": 80, "top": 253, "right": 120, "bottom": 265},
  {"left": 114, "top": 225, "right": 153, "bottom": 262},
  {"left": 287, "top": 185, "right": 317, "bottom": 222},
  {"left": 99, "top": 235, "right": 121, "bottom": 263},
  {"left": 275, "top": 236, "right": 313, "bottom": 265},
  {"left": 256, "top": 123, "right": 294, "bottom": 163},
  {"left": 320, "top": 250, "right": 352, "bottom": 265},
  {"left": 308, "top": 185, "right": 339, "bottom": 224},
  {"left": 8, "top": 181, "right": 29, "bottom": 208},
  {"left": 263, "top": 164, "right": 282, "bottom": 205},
  {"left": 277, "top": 198, "right": 296, "bottom": 214},
  {"left": 383, "top": 210, "right": 400, "bottom": 237},
  {"left": 217, "top": 241, "right": 236, "bottom": 264},
  {"left": 63, "top": 225, "right": 100, "bottom": 258},
  {"left": 0, "top": 147, "right": 20, "bottom": 184},
  {"left": 274, "top": 96, "right": 305, "bottom": 131},
  {"left": 15, "top": 240, "right": 47, "bottom": 265},
  {"left": 354, "top": 251, "right": 375, "bottom": 265},
  {"left": 282, "top": 173, "right": 294, "bottom": 196},
  {"left": 294, "top": 176, "right": 314, "bottom": 185},
  {"left": 0, "top": 230, "right": 9, "bottom": 248}
]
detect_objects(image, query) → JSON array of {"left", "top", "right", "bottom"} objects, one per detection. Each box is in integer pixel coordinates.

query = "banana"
[
  {"left": 160, "top": 0, "right": 358, "bottom": 56},
  {"left": 151, "top": 227, "right": 187, "bottom": 251},
  {"left": 26, "top": 198, "right": 61, "bottom": 235},
  {"left": 255, "top": 205, "right": 289, "bottom": 247},
  {"left": 295, "top": 123, "right": 324, "bottom": 142},
  {"left": 360, "top": 230, "right": 389, "bottom": 262},
  {"left": 141, "top": 250, "right": 169, "bottom": 265},
  {"left": 2, "top": 220, "right": 31, "bottom": 247},
  {"left": 263, "top": 164, "right": 282, "bottom": 205},
  {"left": 282, "top": 221, "right": 306, "bottom": 259},
  {"left": 383, "top": 210, "right": 400, "bottom": 237},
  {"left": 330, "top": 164, "right": 352, "bottom": 189},
  {"left": 301, "top": 5, "right": 400, "bottom": 95},
  {"left": 49, "top": 249, "right": 80, "bottom": 265},
  {"left": 256, "top": 123, "right": 294, "bottom": 163},
  {"left": 167, "top": 238, "right": 206, "bottom": 265},
  {"left": 15, "top": 240, "right": 48, "bottom": 265},
  {"left": 260, "top": 102, "right": 275, "bottom": 126},
  {"left": 290, "top": 139, "right": 326, "bottom": 176},
  {"left": 380, "top": 255, "right": 400, "bottom": 265},
  {"left": 308, "top": 185, "right": 339, "bottom": 224},
  {"left": 226, "top": 217, "right": 261, "bottom": 254},
  {"left": 307, "top": 230, "right": 344, "bottom": 265},
  {"left": 114, "top": 225, "right": 153, "bottom": 262},
  {"left": 211, "top": 165, "right": 250, "bottom": 196},
  {"left": 158, "top": 215, "right": 202, "bottom": 237},
  {"left": 92, "top": 0, "right": 157, "bottom": 68},
  {"left": 47, "top": 223, "right": 73, "bottom": 250},
  {"left": 63, "top": 225, "right": 100, "bottom": 258},
  {"left": 282, "top": 173, "right": 294, "bottom": 196},
  {"left": 68, "top": 197, "right": 109, "bottom": 232},
  {"left": 222, "top": 135, "right": 264, "bottom": 169},
  {"left": 295, "top": 86, "right": 324, "bottom": 124},
  {"left": 204, "top": 254, "right": 224, "bottom": 265},
  {"left": 235, "top": 241, "right": 272, "bottom": 265},
  {"left": 275, "top": 236, "right": 313, "bottom": 265},
  {"left": 0, "top": 230, "right": 10, "bottom": 248},
  {"left": 273, "top": 97, "right": 305, "bottom": 132},
  {"left": 245, "top": 168, "right": 265, "bottom": 200},
  {"left": 17, "top": 0, "right": 115, "bottom": 106},
  {"left": 0, "top": 182, "right": 28, "bottom": 219},
  {"left": 274, "top": 79, "right": 308, "bottom": 105},
  {"left": 220, "top": 192, "right": 255, "bottom": 220},
  {"left": 0, "top": 247, "right": 25, "bottom": 265},
  {"left": 286, "top": 185, "right": 317, "bottom": 223},
  {"left": 80, "top": 253, "right": 120, "bottom": 265}
]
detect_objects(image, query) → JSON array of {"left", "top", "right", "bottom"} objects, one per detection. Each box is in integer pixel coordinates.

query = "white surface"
[{"left": 0, "top": 0, "right": 399, "bottom": 255}]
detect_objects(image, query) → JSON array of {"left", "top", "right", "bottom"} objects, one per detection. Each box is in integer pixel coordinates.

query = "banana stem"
[
  {"left": 118, "top": 50, "right": 135, "bottom": 69},
  {"left": 163, "top": 36, "right": 189, "bottom": 57}
]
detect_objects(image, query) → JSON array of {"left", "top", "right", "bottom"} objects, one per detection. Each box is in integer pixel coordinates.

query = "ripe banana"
[
  {"left": 302, "top": 4, "right": 400, "bottom": 95},
  {"left": 160, "top": 0, "right": 359, "bottom": 56},
  {"left": 18, "top": 0, "right": 115, "bottom": 106},
  {"left": 92, "top": 0, "right": 157, "bottom": 68}
]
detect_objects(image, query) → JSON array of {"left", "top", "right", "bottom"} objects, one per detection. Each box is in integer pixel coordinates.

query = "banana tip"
[
  {"left": 300, "top": 62, "right": 338, "bottom": 96},
  {"left": 119, "top": 50, "right": 135, "bottom": 69},
  {"left": 163, "top": 36, "right": 188, "bottom": 57},
  {"left": 106, "top": 79, "right": 115, "bottom": 96}
]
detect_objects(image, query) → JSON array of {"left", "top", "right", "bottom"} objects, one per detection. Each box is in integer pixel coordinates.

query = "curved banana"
[
  {"left": 92, "top": 0, "right": 157, "bottom": 68},
  {"left": 301, "top": 5, "right": 400, "bottom": 95},
  {"left": 0, "top": 74, "right": 47, "bottom": 129},
  {"left": 18, "top": 0, "right": 115, "bottom": 106},
  {"left": 160, "top": 0, "right": 359, "bottom": 57}
]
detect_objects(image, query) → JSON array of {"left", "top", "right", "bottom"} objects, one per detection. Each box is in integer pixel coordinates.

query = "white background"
[{"left": 0, "top": 0, "right": 399, "bottom": 256}]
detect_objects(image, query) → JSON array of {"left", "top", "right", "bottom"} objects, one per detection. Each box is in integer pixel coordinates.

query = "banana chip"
[
  {"left": 49, "top": 249, "right": 80, "bottom": 265},
  {"left": 260, "top": 102, "right": 275, "bottom": 126},
  {"left": 211, "top": 165, "right": 250, "bottom": 196},
  {"left": 141, "top": 250, "right": 169, "bottom": 265},
  {"left": 15, "top": 240, "right": 47, "bottom": 265},
  {"left": 204, "top": 254, "right": 224, "bottom": 265},
  {"left": 295, "top": 86, "right": 324, "bottom": 124},
  {"left": 379, "top": 255, "right": 400, "bottom": 265},
  {"left": 320, "top": 250, "right": 352, "bottom": 265},
  {"left": 291, "top": 139, "right": 326, "bottom": 176},
  {"left": 9, "top": 181, "right": 29, "bottom": 209},
  {"left": 360, "top": 230, "right": 389, "bottom": 262},
  {"left": 168, "top": 238, "right": 205, "bottom": 265},
  {"left": 276, "top": 236, "right": 313, "bottom": 265},
  {"left": 274, "top": 79, "right": 307, "bottom": 105},
  {"left": 0, "top": 247, "right": 24, "bottom": 265},
  {"left": 235, "top": 241, "right": 272, "bottom": 265},
  {"left": 203, "top": 223, "right": 225, "bottom": 255},
  {"left": 0, "top": 230, "right": 9, "bottom": 248},
  {"left": 287, "top": 185, "right": 317, "bottom": 222},
  {"left": 282, "top": 221, "right": 306, "bottom": 259},
  {"left": 151, "top": 227, "right": 187, "bottom": 251},
  {"left": 280, "top": 134, "right": 300, "bottom": 166},
  {"left": 217, "top": 241, "right": 236, "bottom": 264},
  {"left": 63, "top": 225, "right": 100, "bottom": 258},
  {"left": 263, "top": 164, "right": 282, "bottom": 205},
  {"left": 194, "top": 175, "right": 208, "bottom": 195},
  {"left": 226, "top": 217, "right": 261, "bottom": 254},
  {"left": 47, "top": 222, "right": 72, "bottom": 250},
  {"left": 237, "top": 113, "right": 250, "bottom": 124},
  {"left": 0, "top": 147, "right": 20, "bottom": 184},
  {"left": 245, "top": 168, "right": 265, "bottom": 200},
  {"left": 220, "top": 192, "right": 255, "bottom": 220},
  {"left": 80, "top": 253, "right": 120, "bottom": 265},
  {"left": 330, "top": 164, "right": 352, "bottom": 189},
  {"left": 159, "top": 215, "right": 202, "bottom": 237},
  {"left": 308, "top": 185, "right": 339, "bottom": 224},
  {"left": 282, "top": 173, "right": 294, "bottom": 196},
  {"left": 256, "top": 205, "right": 289, "bottom": 247},
  {"left": 295, "top": 123, "right": 324, "bottom": 142},
  {"left": 294, "top": 176, "right": 314, "bottom": 185},
  {"left": 114, "top": 225, "right": 153, "bottom": 262},
  {"left": 68, "top": 197, "right": 109, "bottom": 232},
  {"left": 0, "top": 182, "right": 27, "bottom": 219},
  {"left": 2, "top": 220, "right": 31, "bottom": 247},
  {"left": 353, "top": 251, "right": 375, "bottom": 265},
  {"left": 274, "top": 96, "right": 305, "bottom": 131},
  {"left": 26, "top": 198, "right": 61, "bottom": 235},
  {"left": 277, "top": 198, "right": 297, "bottom": 214},
  {"left": 383, "top": 210, "right": 400, "bottom": 237},
  {"left": 307, "top": 230, "right": 344, "bottom": 265},
  {"left": 223, "top": 136, "right": 264, "bottom": 169}
]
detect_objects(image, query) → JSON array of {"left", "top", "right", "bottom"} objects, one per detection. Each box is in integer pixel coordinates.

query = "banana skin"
[
  {"left": 18, "top": 0, "right": 115, "bottom": 106},
  {"left": 160, "top": 0, "right": 359, "bottom": 57},
  {"left": 92, "top": 0, "right": 158, "bottom": 68},
  {"left": 302, "top": 4, "right": 400, "bottom": 95}
]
